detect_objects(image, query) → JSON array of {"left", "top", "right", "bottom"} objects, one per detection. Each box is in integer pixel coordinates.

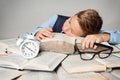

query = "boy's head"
[{"left": 62, "top": 9, "right": 103, "bottom": 37}]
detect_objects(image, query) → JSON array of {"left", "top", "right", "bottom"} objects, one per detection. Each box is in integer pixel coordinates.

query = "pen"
[{"left": 0, "top": 48, "right": 12, "bottom": 56}]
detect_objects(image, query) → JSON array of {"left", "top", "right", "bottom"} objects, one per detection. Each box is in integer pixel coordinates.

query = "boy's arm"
[
  {"left": 81, "top": 30, "right": 120, "bottom": 49},
  {"left": 100, "top": 30, "right": 120, "bottom": 44},
  {"left": 81, "top": 33, "right": 110, "bottom": 49}
]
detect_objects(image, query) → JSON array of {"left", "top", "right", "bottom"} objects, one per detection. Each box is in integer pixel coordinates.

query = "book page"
[
  {"left": 96, "top": 55, "right": 120, "bottom": 68},
  {"left": 0, "top": 51, "right": 67, "bottom": 71},
  {"left": 18, "top": 71, "right": 58, "bottom": 80},
  {"left": 0, "top": 38, "right": 21, "bottom": 54},
  {"left": 0, "top": 38, "right": 16, "bottom": 49},
  {"left": 115, "top": 43, "right": 120, "bottom": 50},
  {"left": 0, "top": 67, "right": 28, "bottom": 80},
  {"left": 62, "top": 54, "right": 106, "bottom": 73},
  {"left": 111, "top": 69, "right": 120, "bottom": 79},
  {"left": 0, "top": 53, "right": 28, "bottom": 69},
  {"left": 101, "top": 42, "right": 120, "bottom": 52},
  {"left": 22, "top": 51, "right": 67, "bottom": 71},
  {"left": 101, "top": 72, "right": 120, "bottom": 80},
  {"left": 40, "top": 33, "right": 83, "bottom": 54},
  {"left": 57, "top": 67, "right": 107, "bottom": 80}
]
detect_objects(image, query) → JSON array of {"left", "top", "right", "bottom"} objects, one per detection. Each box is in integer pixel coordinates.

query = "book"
[
  {"left": 17, "top": 71, "right": 58, "bottom": 80},
  {"left": 111, "top": 69, "right": 120, "bottom": 79},
  {"left": 0, "top": 51, "right": 67, "bottom": 71},
  {"left": 0, "top": 38, "right": 21, "bottom": 54},
  {"left": 62, "top": 54, "right": 120, "bottom": 73},
  {"left": 57, "top": 67, "right": 108, "bottom": 80},
  {"left": 40, "top": 33, "right": 83, "bottom": 54},
  {"left": 115, "top": 43, "right": 120, "bottom": 50},
  {"left": 62, "top": 54, "right": 106, "bottom": 73},
  {"left": 101, "top": 42, "right": 120, "bottom": 52},
  {"left": 0, "top": 67, "right": 28, "bottom": 80},
  {"left": 18, "top": 66, "right": 108, "bottom": 80},
  {"left": 101, "top": 72, "right": 120, "bottom": 80},
  {"left": 96, "top": 55, "right": 120, "bottom": 69}
]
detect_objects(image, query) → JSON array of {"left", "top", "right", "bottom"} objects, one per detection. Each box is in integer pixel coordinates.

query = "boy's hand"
[
  {"left": 81, "top": 33, "right": 110, "bottom": 49},
  {"left": 35, "top": 28, "right": 53, "bottom": 41}
]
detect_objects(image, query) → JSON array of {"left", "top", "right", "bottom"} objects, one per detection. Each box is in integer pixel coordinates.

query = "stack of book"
[{"left": 0, "top": 33, "right": 120, "bottom": 80}]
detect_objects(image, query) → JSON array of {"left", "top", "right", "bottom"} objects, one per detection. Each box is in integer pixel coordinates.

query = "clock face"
[{"left": 20, "top": 40, "right": 40, "bottom": 59}]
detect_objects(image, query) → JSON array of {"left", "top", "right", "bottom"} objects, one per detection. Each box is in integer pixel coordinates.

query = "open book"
[
  {"left": 16, "top": 66, "right": 108, "bottom": 80},
  {"left": 0, "top": 51, "right": 67, "bottom": 71},
  {"left": 111, "top": 69, "right": 120, "bottom": 79},
  {"left": 17, "top": 71, "right": 58, "bottom": 80},
  {"left": 114, "top": 43, "right": 120, "bottom": 50},
  {"left": 101, "top": 72, "right": 120, "bottom": 80},
  {"left": 57, "top": 67, "right": 108, "bottom": 80},
  {"left": 101, "top": 42, "right": 120, "bottom": 52},
  {"left": 62, "top": 54, "right": 120, "bottom": 73},
  {"left": 0, "top": 67, "right": 28, "bottom": 80}
]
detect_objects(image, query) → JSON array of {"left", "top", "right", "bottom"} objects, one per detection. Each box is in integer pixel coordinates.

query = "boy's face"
[{"left": 62, "top": 15, "right": 84, "bottom": 37}]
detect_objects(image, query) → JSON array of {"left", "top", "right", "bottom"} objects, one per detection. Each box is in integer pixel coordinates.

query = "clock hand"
[{"left": 25, "top": 45, "right": 36, "bottom": 53}]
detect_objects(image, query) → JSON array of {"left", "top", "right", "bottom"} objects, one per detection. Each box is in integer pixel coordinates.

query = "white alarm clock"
[{"left": 16, "top": 34, "right": 40, "bottom": 59}]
